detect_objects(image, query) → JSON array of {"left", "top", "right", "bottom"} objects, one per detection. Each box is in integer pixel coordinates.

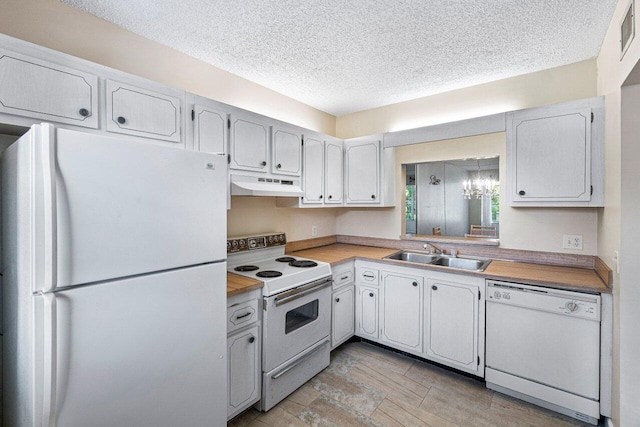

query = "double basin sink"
[{"left": 384, "top": 251, "right": 491, "bottom": 271}]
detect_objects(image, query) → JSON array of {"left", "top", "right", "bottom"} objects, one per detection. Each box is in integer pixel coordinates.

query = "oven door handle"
[
  {"left": 274, "top": 277, "right": 332, "bottom": 307},
  {"left": 271, "top": 337, "right": 330, "bottom": 380}
]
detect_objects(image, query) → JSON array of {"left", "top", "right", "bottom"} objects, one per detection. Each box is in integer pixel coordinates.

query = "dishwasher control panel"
[{"left": 486, "top": 280, "right": 600, "bottom": 321}]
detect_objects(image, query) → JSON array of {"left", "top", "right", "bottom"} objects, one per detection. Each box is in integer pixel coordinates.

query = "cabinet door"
[
  {"left": 380, "top": 272, "right": 423, "bottom": 352},
  {"left": 229, "top": 113, "right": 270, "bottom": 172},
  {"left": 193, "top": 104, "right": 227, "bottom": 154},
  {"left": 227, "top": 325, "right": 260, "bottom": 419},
  {"left": 302, "top": 135, "right": 324, "bottom": 204},
  {"left": 106, "top": 80, "right": 181, "bottom": 143},
  {"left": 356, "top": 286, "right": 378, "bottom": 339},
  {"left": 0, "top": 49, "right": 98, "bottom": 128},
  {"left": 344, "top": 138, "right": 380, "bottom": 204},
  {"left": 426, "top": 279, "right": 479, "bottom": 373},
  {"left": 272, "top": 125, "right": 302, "bottom": 176},
  {"left": 325, "top": 140, "right": 344, "bottom": 204},
  {"left": 332, "top": 285, "right": 355, "bottom": 348},
  {"left": 508, "top": 106, "right": 591, "bottom": 203}
]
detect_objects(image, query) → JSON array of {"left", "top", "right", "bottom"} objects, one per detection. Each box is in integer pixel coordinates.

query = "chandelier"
[{"left": 462, "top": 160, "right": 497, "bottom": 199}]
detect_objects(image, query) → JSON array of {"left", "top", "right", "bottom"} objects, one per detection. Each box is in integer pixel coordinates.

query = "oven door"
[{"left": 262, "top": 277, "right": 332, "bottom": 372}]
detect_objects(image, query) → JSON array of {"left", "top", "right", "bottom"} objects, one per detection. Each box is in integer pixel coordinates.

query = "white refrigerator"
[{"left": 1, "top": 124, "right": 228, "bottom": 426}]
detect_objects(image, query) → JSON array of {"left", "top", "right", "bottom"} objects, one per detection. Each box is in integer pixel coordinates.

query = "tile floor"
[{"left": 228, "top": 341, "right": 600, "bottom": 427}]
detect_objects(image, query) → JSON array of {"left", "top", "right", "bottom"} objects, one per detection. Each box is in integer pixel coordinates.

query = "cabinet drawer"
[
  {"left": 106, "top": 80, "right": 181, "bottom": 143},
  {"left": 227, "top": 299, "right": 259, "bottom": 334},
  {"left": 333, "top": 270, "right": 354, "bottom": 289},
  {"left": 0, "top": 49, "right": 98, "bottom": 128},
  {"left": 357, "top": 266, "right": 379, "bottom": 285}
]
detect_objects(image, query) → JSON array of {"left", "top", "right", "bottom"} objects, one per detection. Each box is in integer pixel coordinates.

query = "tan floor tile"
[
  {"left": 387, "top": 395, "right": 459, "bottom": 427},
  {"left": 298, "top": 394, "right": 383, "bottom": 427},
  {"left": 278, "top": 398, "right": 307, "bottom": 417},
  {"left": 419, "top": 386, "right": 503, "bottom": 427},
  {"left": 229, "top": 408, "right": 261, "bottom": 427},
  {"left": 343, "top": 342, "right": 413, "bottom": 374},
  {"left": 405, "top": 361, "right": 493, "bottom": 406},
  {"left": 287, "top": 384, "right": 321, "bottom": 407},
  {"left": 348, "top": 364, "right": 424, "bottom": 408},
  {"left": 377, "top": 399, "right": 431, "bottom": 426},
  {"left": 370, "top": 407, "right": 406, "bottom": 427},
  {"left": 244, "top": 420, "right": 271, "bottom": 427},
  {"left": 356, "top": 360, "right": 429, "bottom": 398},
  {"left": 308, "top": 370, "right": 385, "bottom": 416},
  {"left": 256, "top": 406, "right": 309, "bottom": 427}
]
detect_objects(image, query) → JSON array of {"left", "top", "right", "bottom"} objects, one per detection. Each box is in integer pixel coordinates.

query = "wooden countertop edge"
[
  {"left": 289, "top": 243, "right": 611, "bottom": 294},
  {"left": 594, "top": 256, "right": 614, "bottom": 289},
  {"left": 227, "top": 272, "right": 263, "bottom": 297}
]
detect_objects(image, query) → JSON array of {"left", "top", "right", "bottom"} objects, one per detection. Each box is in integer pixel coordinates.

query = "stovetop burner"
[
  {"left": 289, "top": 260, "right": 318, "bottom": 268},
  {"left": 276, "top": 257, "right": 296, "bottom": 263},
  {"left": 234, "top": 265, "right": 259, "bottom": 272},
  {"left": 256, "top": 270, "right": 283, "bottom": 278}
]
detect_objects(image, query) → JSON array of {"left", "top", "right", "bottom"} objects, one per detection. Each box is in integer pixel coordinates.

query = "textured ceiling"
[{"left": 61, "top": 0, "right": 617, "bottom": 116}]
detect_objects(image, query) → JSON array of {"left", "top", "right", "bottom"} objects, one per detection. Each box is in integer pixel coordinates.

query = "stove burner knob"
[
  {"left": 226, "top": 241, "right": 231, "bottom": 250},
  {"left": 566, "top": 302, "right": 579, "bottom": 312},
  {"left": 239, "top": 240, "right": 245, "bottom": 247},
  {"left": 269, "top": 236, "right": 273, "bottom": 243},
  {"left": 279, "top": 235, "right": 285, "bottom": 242},
  {"left": 231, "top": 240, "right": 238, "bottom": 248}
]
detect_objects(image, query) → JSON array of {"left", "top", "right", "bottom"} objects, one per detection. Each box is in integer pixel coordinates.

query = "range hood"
[{"left": 230, "top": 175, "right": 304, "bottom": 197}]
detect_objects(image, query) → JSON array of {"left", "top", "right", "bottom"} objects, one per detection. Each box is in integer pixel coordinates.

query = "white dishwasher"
[{"left": 485, "top": 280, "right": 601, "bottom": 425}]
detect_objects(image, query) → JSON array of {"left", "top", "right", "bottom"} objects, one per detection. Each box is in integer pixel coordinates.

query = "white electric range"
[{"left": 227, "top": 233, "right": 332, "bottom": 411}]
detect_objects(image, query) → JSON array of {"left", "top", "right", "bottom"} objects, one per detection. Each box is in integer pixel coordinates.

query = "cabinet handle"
[
  {"left": 320, "top": 195, "right": 323, "bottom": 199},
  {"left": 249, "top": 336, "right": 255, "bottom": 343},
  {"left": 518, "top": 190, "right": 526, "bottom": 196},
  {"left": 340, "top": 276, "right": 349, "bottom": 280},
  {"left": 329, "top": 195, "right": 333, "bottom": 199},
  {"left": 335, "top": 297, "right": 340, "bottom": 303},
  {"left": 363, "top": 273, "right": 375, "bottom": 279},
  {"left": 369, "top": 292, "right": 374, "bottom": 297},
  {"left": 236, "top": 312, "right": 251, "bottom": 320},
  {"left": 78, "top": 108, "right": 90, "bottom": 117},
  {"left": 371, "top": 195, "right": 376, "bottom": 199},
  {"left": 276, "top": 163, "right": 282, "bottom": 169},
  {"left": 432, "top": 285, "right": 438, "bottom": 291},
  {"left": 261, "top": 161, "right": 267, "bottom": 167},
  {"left": 412, "top": 281, "right": 418, "bottom": 287},
  {"left": 116, "top": 116, "right": 126, "bottom": 124}
]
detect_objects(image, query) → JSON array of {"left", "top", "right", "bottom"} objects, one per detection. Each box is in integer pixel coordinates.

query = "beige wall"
[
  {"left": 0, "top": 0, "right": 336, "bottom": 135},
  {"left": 336, "top": 60, "right": 597, "bottom": 139},
  {"left": 227, "top": 197, "right": 338, "bottom": 241},
  {"left": 597, "top": 0, "right": 640, "bottom": 424},
  {"left": 336, "top": 62, "right": 600, "bottom": 255}
]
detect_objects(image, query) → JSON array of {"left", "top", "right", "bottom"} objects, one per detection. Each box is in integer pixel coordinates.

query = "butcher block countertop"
[
  {"left": 289, "top": 243, "right": 610, "bottom": 294},
  {"left": 227, "top": 273, "right": 263, "bottom": 297}
]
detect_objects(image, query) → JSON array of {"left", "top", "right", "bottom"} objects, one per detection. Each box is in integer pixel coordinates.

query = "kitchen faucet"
[{"left": 423, "top": 243, "right": 441, "bottom": 254}]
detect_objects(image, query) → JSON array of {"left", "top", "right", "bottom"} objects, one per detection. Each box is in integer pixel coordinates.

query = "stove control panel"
[{"left": 227, "top": 233, "right": 287, "bottom": 253}]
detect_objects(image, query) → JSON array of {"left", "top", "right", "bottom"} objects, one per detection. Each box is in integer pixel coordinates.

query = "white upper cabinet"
[
  {"left": 506, "top": 97, "right": 604, "bottom": 207},
  {"left": 0, "top": 49, "right": 98, "bottom": 128},
  {"left": 425, "top": 276, "right": 482, "bottom": 375},
  {"left": 229, "top": 112, "right": 270, "bottom": 172},
  {"left": 380, "top": 271, "right": 423, "bottom": 353},
  {"left": 302, "top": 135, "right": 325, "bottom": 204},
  {"left": 193, "top": 103, "right": 227, "bottom": 154},
  {"left": 344, "top": 137, "right": 381, "bottom": 204},
  {"left": 106, "top": 80, "right": 182, "bottom": 143},
  {"left": 325, "top": 139, "right": 344, "bottom": 204},
  {"left": 272, "top": 125, "right": 302, "bottom": 176}
]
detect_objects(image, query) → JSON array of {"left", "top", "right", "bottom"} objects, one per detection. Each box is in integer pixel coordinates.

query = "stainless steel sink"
[
  {"left": 384, "top": 251, "right": 491, "bottom": 271},
  {"left": 430, "top": 256, "right": 491, "bottom": 271},
  {"left": 385, "top": 251, "right": 441, "bottom": 264}
]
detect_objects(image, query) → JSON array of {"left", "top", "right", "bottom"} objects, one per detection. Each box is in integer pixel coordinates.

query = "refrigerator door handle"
[
  {"left": 41, "top": 124, "right": 58, "bottom": 292},
  {"left": 42, "top": 292, "right": 58, "bottom": 427}
]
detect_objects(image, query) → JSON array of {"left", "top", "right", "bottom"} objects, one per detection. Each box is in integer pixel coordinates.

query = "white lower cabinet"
[
  {"left": 227, "top": 290, "right": 262, "bottom": 420},
  {"left": 332, "top": 285, "right": 355, "bottom": 348},
  {"left": 353, "top": 261, "right": 485, "bottom": 377},
  {"left": 425, "top": 275, "right": 484, "bottom": 375},
  {"left": 356, "top": 285, "right": 379, "bottom": 340},
  {"left": 380, "top": 271, "right": 423, "bottom": 353}
]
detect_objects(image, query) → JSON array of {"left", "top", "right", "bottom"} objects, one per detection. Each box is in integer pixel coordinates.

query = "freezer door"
[
  {"left": 33, "top": 126, "right": 227, "bottom": 288},
  {"left": 35, "top": 263, "right": 227, "bottom": 427}
]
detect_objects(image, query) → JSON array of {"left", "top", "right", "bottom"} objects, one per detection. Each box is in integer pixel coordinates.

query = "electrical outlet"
[
  {"left": 563, "top": 235, "right": 583, "bottom": 250},
  {"left": 311, "top": 225, "right": 318, "bottom": 237}
]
